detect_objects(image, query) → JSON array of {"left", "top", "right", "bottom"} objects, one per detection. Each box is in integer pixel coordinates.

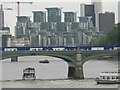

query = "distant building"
[
  {"left": 45, "top": 7, "right": 62, "bottom": 22},
  {"left": 33, "top": 11, "right": 46, "bottom": 22},
  {"left": 13, "top": 7, "right": 96, "bottom": 47},
  {"left": 17, "top": 16, "right": 30, "bottom": 22},
  {"left": 3, "top": 27, "right": 10, "bottom": 33},
  {"left": 91, "top": 0, "right": 102, "bottom": 14},
  {"left": 15, "top": 16, "right": 31, "bottom": 38},
  {"left": 63, "top": 12, "right": 77, "bottom": 22},
  {"left": 30, "top": 34, "right": 40, "bottom": 46},
  {"left": 80, "top": 4, "right": 95, "bottom": 26},
  {"left": 92, "top": 0, "right": 102, "bottom": 32},
  {"left": 99, "top": 12, "right": 115, "bottom": 34},
  {"left": 118, "top": 1, "right": 120, "bottom": 23},
  {"left": 0, "top": 4, "right": 4, "bottom": 30},
  {"left": 1, "top": 35, "right": 11, "bottom": 47},
  {"left": 0, "top": 30, "right": 11, "bottom": 47},
  {"left": 78, "top": 16, "right": 94, "bottom": 30},
  {"left": 11, "top": 38, "right": 30, "bottom": 47}
]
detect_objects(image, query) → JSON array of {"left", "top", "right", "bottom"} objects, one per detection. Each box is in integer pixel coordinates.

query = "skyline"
[{"left": 1, "top": 0, "right": 119, "bottom": 35}]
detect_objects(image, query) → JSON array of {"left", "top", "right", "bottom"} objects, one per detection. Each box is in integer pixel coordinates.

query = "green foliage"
[{"left": 90, "top": 23, "right": 120, "bottom": 46}]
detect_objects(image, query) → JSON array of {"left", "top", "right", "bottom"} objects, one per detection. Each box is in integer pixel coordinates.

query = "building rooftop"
[
  {"left": 32, "top": 11, "right": 46, "bottom": 13},
  {"left": 45, "top": 7, "right": 62, "bottom": 10},
  {"left": 63, "top": 11, "right": 77, "bottom": 13}
]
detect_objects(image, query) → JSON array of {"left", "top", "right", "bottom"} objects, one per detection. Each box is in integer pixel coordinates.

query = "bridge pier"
[
  {"left": 68, "top": 67, "right": 75, "bottom": 78},
  {"left": 11, "top": 56, "right": 18, "bottom": 62},
  {"left": 68, "top": 65, "right": 84, "bottom": 79},
  {"left": 68, "top": 49, "right": 84, "bottom": 79},
  {"left": 74, "top": 63, "right": 84, "bottom": 79}
]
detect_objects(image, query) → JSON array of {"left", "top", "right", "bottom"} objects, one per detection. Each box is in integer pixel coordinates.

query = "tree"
[{"left": 90, "top": 23, "right": 120, "bottom": 46}]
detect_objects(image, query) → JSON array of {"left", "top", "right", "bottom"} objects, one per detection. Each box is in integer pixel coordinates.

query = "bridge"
[{"left": 1, "top": 47, "right": 119, "bottom": 79}]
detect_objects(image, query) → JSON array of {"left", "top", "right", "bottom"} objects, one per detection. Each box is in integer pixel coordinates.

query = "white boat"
[
  {"left": 95, "top": 72, "right": 120, "bottom": 84},
  {"left": 22, "top": 67, "right": 36, "bottom": 80}
]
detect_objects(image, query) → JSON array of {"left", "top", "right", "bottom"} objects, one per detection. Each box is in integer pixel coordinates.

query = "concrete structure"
[
  {"left": 118, "top": 1, "right": 120, "bottom": 23},
  {"left": 64, "top": 12, "right": 77, "bottom": 22},
  {"left": 33, "top": 11, "right": 46, "bottom": 22},
  {"left": 92, "top": 0, "right": 102, "bottom": 32},
  {"left": 80, "top": 4, "right": 95, "bottom": 26},
  {"left": 99, "top": 12, "right": 115, "bottom": 34},
  {"left": 45, "top": 7, "right": 62, "bottom": 22},
  {"left": 0, "top": 4, "right": 4, "bottom": 30}
]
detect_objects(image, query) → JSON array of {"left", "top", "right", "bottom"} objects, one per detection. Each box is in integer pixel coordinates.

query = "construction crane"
[{"left": 1, "top": 2, "right": 33, "bottom": 16}]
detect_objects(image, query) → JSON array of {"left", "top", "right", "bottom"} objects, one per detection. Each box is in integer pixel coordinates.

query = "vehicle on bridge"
[{"left": 95, "top": 72, "right": 120, "bottom": 84}]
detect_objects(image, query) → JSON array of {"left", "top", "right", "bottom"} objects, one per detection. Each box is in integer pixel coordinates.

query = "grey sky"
[{"left": 1, "top": 0, "right": 119, "bottom": 35}]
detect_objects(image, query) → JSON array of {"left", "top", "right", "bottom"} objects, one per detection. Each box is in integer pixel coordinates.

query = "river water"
[{"left": 0, "top": 56, "right": 119, "bottom": 88}]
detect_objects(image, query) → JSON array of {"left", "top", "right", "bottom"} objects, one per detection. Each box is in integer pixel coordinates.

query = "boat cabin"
[
  {"left": 99, "top": 72, "right": 120, "bottom": 80},
  {"left": 22, "top": 67, "right": 36, "bottom": 80},
  {"left": 95, "top": 72, "right": 120, "bottom": 84}
]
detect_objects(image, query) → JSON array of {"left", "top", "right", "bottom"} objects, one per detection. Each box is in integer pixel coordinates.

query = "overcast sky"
[{"left": 0, "top": 0, "right": 119, "bottom": 35}]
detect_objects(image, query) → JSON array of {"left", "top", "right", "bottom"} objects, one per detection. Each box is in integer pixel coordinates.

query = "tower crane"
[{"left": 1, "top": 2, "right": 33, "bottom": 16}]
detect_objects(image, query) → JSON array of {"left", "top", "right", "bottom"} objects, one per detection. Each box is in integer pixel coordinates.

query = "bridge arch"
[
  {"left": 2, "top": 51, "right": 79, "bottom": 79},
  {"left": 2, "top": 51, "right": 76, "bottom": 67},
  {"left": 82, "top": 53, "right": 118, "bottom": 65}
]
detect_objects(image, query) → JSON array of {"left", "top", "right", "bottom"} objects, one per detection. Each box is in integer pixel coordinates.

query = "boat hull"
[{"left": 95, "top": 78, "right": 120, "bottom": 84}]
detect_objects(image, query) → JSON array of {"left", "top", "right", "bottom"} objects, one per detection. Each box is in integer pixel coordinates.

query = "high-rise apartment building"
[
  {"left": 0, "top": 4, "right": 4, "bottom": 30},
  {"left": 78, "top": 16, "right": 94, "bottom": 30},
  {"left": 33, "top": 11, "right": 46, "bottom": 22},
  {"left": 99, "top": 12, "right": 115, "bottom": 34},
  {"left": 80, "top": 4, "right": 95, "bottom": 26},
  {"left": 45, "top": 7, "right": 62, "bottom": 22},
  {"left": 17, "top": 16, "right": 30, "bottom": 22},
  {"left": 118, "top": 1, "right": 120, "bottom": 23},
  {"left": 63, "top": 12, "right": 77, "bottom": 22},
  {"left": 15, "top": 16, "right": 31, "bottom": 38}
]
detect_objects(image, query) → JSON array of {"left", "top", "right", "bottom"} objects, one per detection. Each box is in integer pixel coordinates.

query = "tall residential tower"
[
  {"left": 63, "top": 12, "right": 77, "bottom": 22},
  {"left": 45, "top": 7, "right": 62, "bottom": 22},
  {"left": 33, "top": 11, "right": 46, "bottom": 22}
]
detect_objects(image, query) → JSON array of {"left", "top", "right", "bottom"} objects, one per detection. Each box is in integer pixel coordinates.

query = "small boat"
[
  {"left": 22, "top": 67, "right": 36, "bottom": 80},
  {"left": 95, "top": 72, "right": 120, "bottom": 84},
  {"left": 39, "top": 60, "right": 49, "bottom": 63}
]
